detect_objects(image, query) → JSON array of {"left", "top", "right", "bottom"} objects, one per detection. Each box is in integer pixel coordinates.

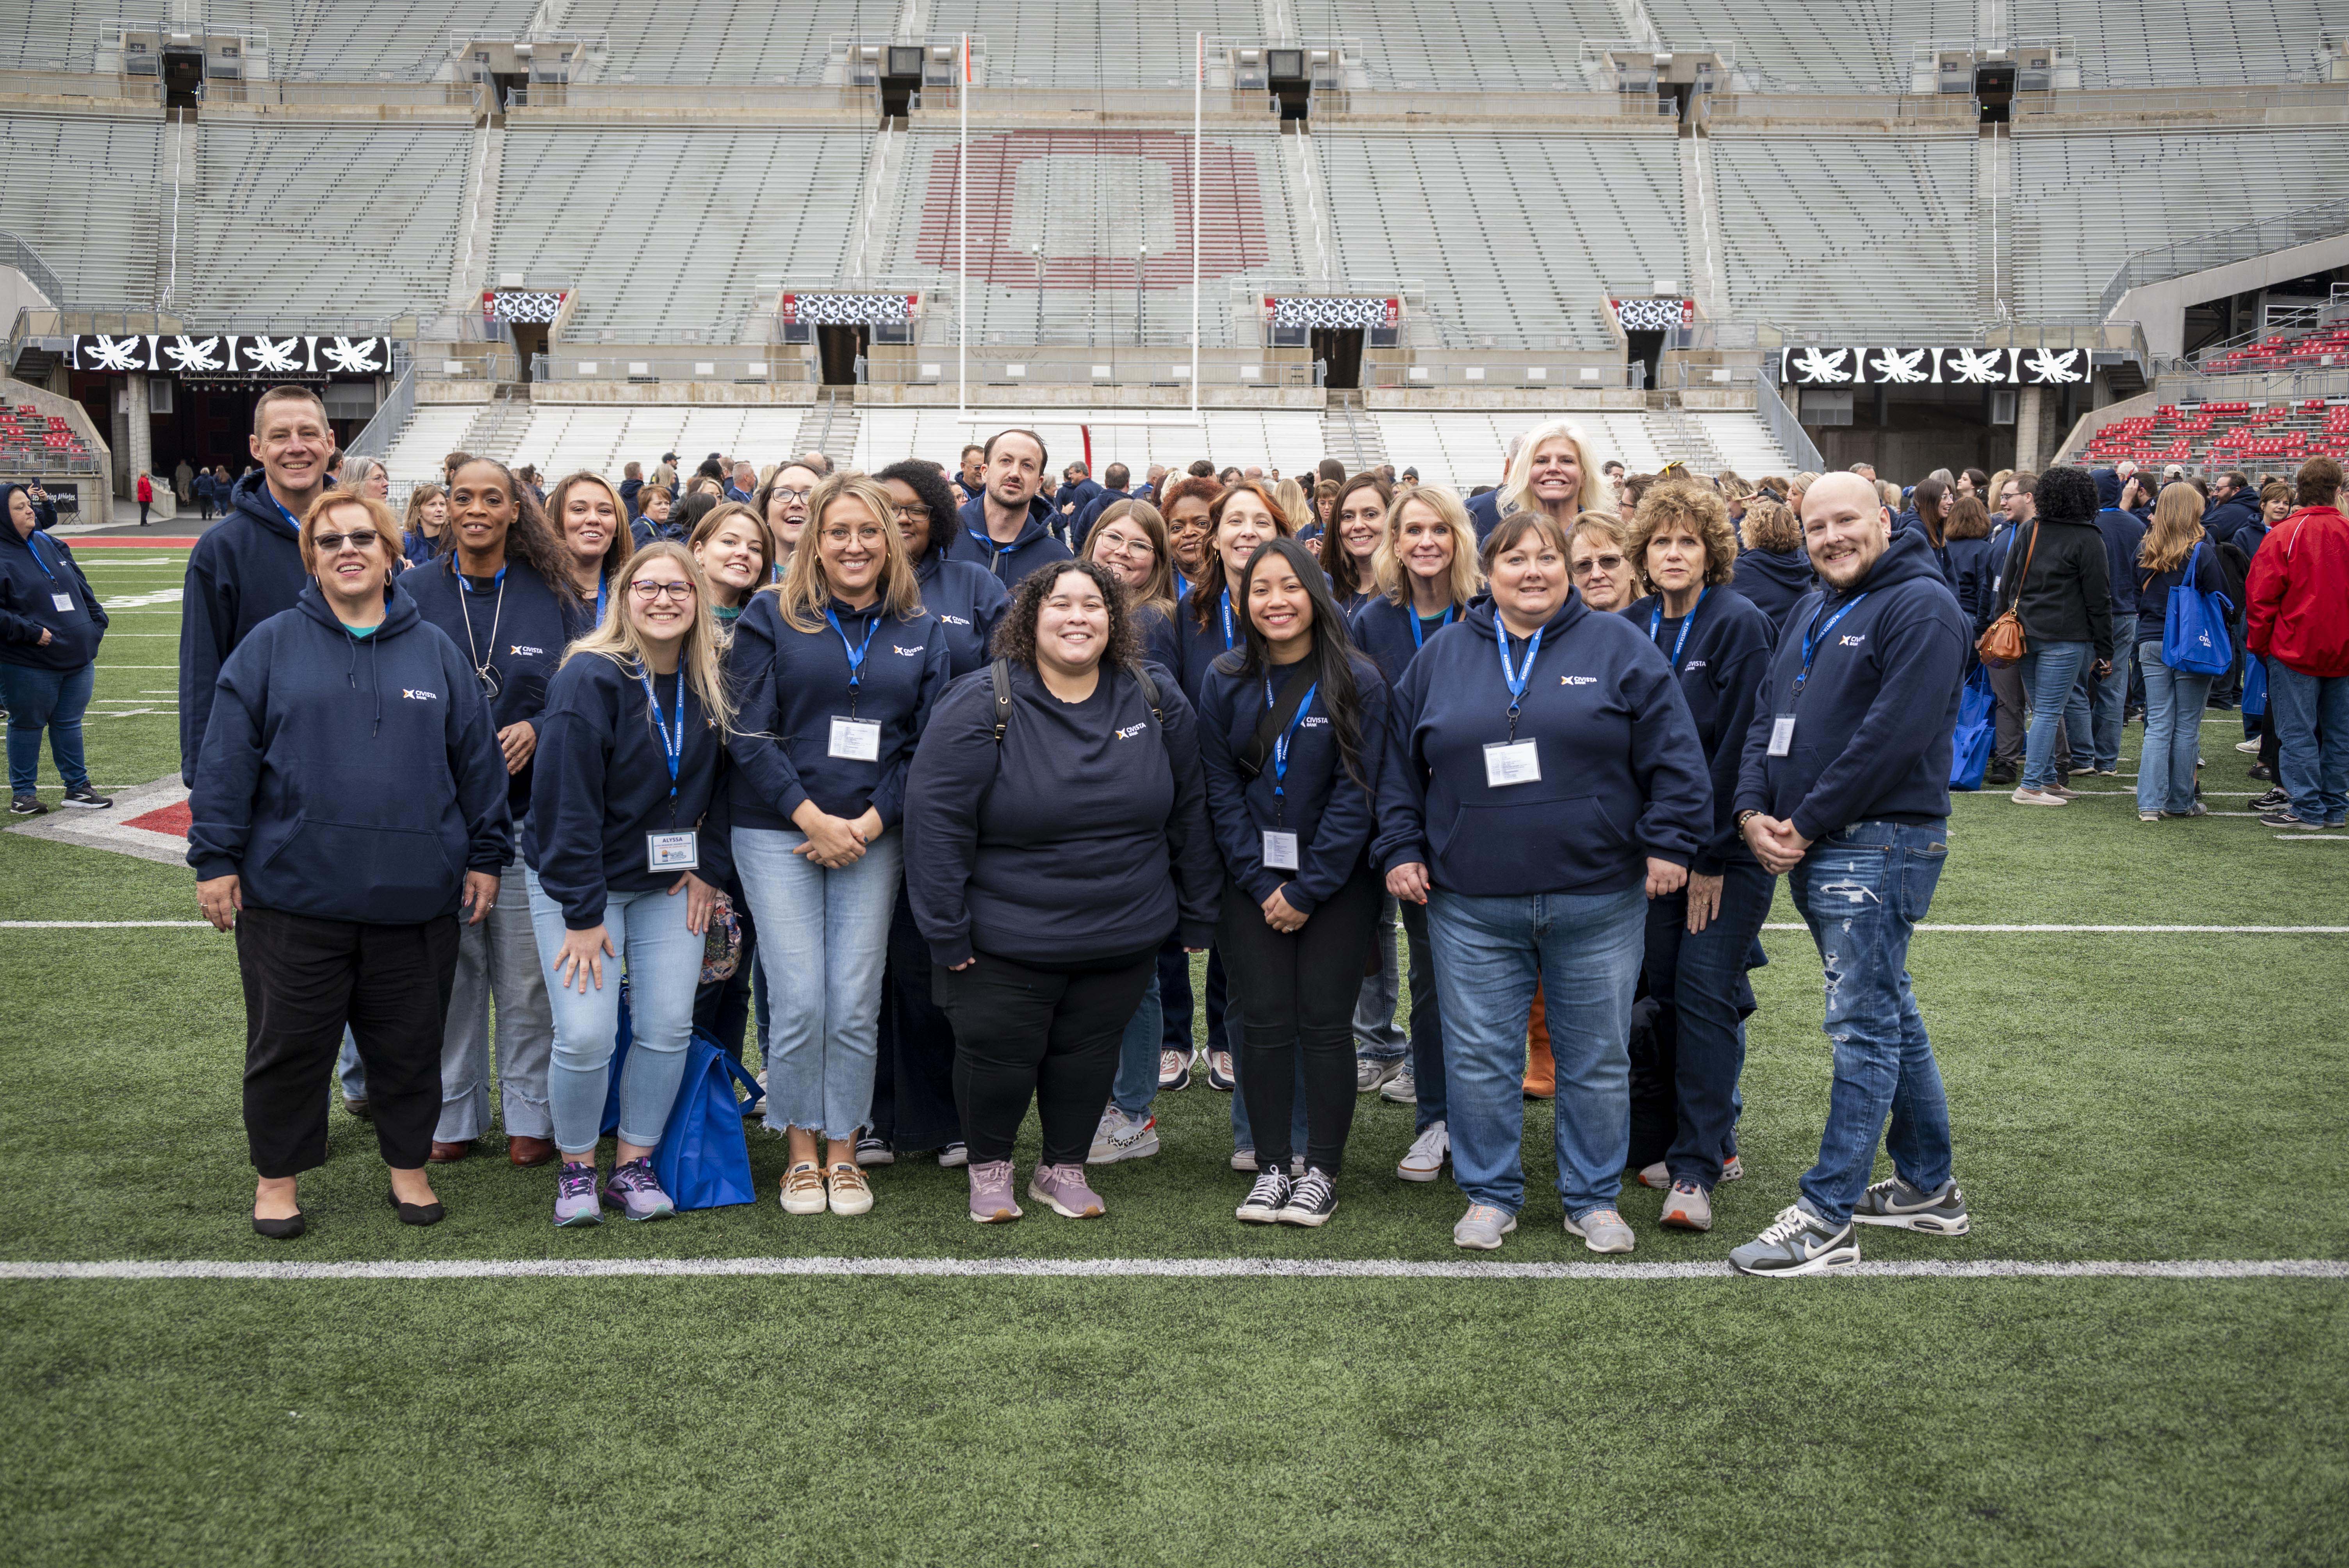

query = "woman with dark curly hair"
[
  {"left": 877, "top": 458, "right": 1008, "bottom": 681},
  {"left": 903, "top": 559, "right": 1220, "bottom": 1223}
]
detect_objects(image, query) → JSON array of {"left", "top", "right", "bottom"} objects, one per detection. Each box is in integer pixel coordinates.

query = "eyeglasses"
[
  {"left": 313, "top": 530, "right": 381, "bottom": 553},
  {"left": 1094, "top": 531, "right": 1156, "bottom": 558},
  {"left": 629, "top": 579, "right": 696, "bottom": 601},
  {"left": 773, "top": 487, "right": 813, "bottom": 503},
  {"left": 896, "top": 502, "right": 930, "bottom": 520},
  {"left": 1571, "top": 554, "right": 1625, "bottom": 576}
]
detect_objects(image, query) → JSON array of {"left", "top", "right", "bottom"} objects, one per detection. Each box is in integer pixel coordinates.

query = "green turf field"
[{"left": 4, "top": 544, "right": 2345, "bottom": 1566}]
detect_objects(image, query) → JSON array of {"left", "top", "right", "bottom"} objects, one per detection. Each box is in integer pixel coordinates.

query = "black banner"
[
  {"left": 67, "top": 334, "right": 392, "bottom": 377},
  {"left": 1777, "top": 345, "right": 2091, "bottom": 388}
]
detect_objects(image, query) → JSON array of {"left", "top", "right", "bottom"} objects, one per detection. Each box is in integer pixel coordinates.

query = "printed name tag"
[
  {"left": 829, "top": 716, "right": 882, "bottom": 761},
  {"left": 51, "top": 592, "right": 72, "bottom": 612},
  {"left": 1768, "top": 715, "right": 1797, "bottom": 757},
  {"left": 1483, "top": 739, "right": 1541, "bottom": 788},
  {"left": 645, "top": 830, "right": 699, "bottom": 871},
  {"left": 1261, "top": 829, "right": 1300, "bottom": 872}
]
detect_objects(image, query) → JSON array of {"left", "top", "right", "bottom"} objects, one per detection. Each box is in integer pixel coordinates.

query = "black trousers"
[
  {"left": 237, "top": 904, "right": 458, "bottom": 1178},
  {"left": 1214, "top": 866, "right": 1381, "bottom": 1174},
  {"left": 873, "top": 884, "right": 964, "bottom": 1152},
  {"left": 937, "top": 949, "right": 1155, "bottom": 1166}
]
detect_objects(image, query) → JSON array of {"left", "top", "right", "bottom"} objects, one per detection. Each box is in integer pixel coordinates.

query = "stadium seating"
[
  {"left": 2197, "top": 321, "right": 2349, "bottom": 375},
  {"left": 0, "top": 115, "right": 161, "bottom": 307},
  {"left": 1645, "top": 0, "right": 1974, "bottom": 93},
  {"left": 0, "top": 400, "right": 93, "bottom": 465},
  {"left": 2009, "top": 0, "right": 2334, "bottom": 88},
  {"left": 2080, "top": 398, "right": 2349, "bottom": 470},
  {"left": 1323, "top": 0, "right": 1624, "bottom": 90},
  {"left": 379, "top": 404, "right": 476, "bottom": 494},
  {"left": 563, "top": 0, "right": 869, "bottom": 85},
  {"left": 927, "top": 0, "right": 1262, "bottom": 90}
]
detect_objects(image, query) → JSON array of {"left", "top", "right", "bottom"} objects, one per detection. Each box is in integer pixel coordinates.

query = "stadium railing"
[
  {"left": 0, "top": 232, "right": 70, "bottom": 312},
  {"left": 1699, "top": 93, "right": 1976, "bottom": 127},
  {"left": 0, "top": 69, "right": 161, "bottom": 103},
  {"left": 2101, "top": 194, "right": 2349, "bottom": 319},
  {"left": 343, "top": 362, "right": 413, "bottom": 466},
  {"left": 1752, "top": 365, "right": 1824, "bottom": 473}
]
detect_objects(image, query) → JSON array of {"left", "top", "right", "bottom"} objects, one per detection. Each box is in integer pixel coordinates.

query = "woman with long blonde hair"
[
  {"left": 725, "top": 472, "right": 951, "bottom": 1215},
  {"left": 1499, "top": 417, "right": 1616, "bottom": 526},
  {"left": 525, "top": 540, "right": 734, "bottom": 1227},
  {"left": 2132, "top": 481, "right": 2230, "bottom": 821}
]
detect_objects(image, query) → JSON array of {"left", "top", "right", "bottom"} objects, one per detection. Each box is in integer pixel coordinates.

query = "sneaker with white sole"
[
  {"left": 1158, "top": 1049, "right": 1192, "bottom": 1091},
  {"left": 1729, "top": 1200, "right": 1861, "bottom": 1278},
  {"left": 59, "top": 786, "right": 112, "bottom": 809},
  {"left": 1087, "top": 1108, "right": 1160, "bottom": 1165},
  {"left": 1658, "top": 1179, "right": 1712, "bottom": 1231},
  {"left": 1645, "top": 1155, "right": 1741, "bottom": 1188},
  {"left": 1207, "top": 1050, "right": 1236, "bottom": 1091},
  {"left": 2263, "top": 807, "right": 2326, "bottom": 829},
  {"left": 1236, "top": 1168, "right": 1291, "bottom": 1223},
  {"left": 967, "top": 1159, "right": 1021, "bottom": 1222},
  {"left": 825, "top": 1162, "right": 874, "bottom": 1216},
  {"left": 1028, "top": 1162, "right": 1106, "bottom": 1218},
  {"left": 552, "top": 1160, "right": 601, "bottom": 1227},
  {"left": 1278, "top": 1167, "right": 1338, "bottom": 1227},
  {"left": 2235, "top": 738, "right": 2263, "bottom": 754},
  {"left": 1379, "top": 1064, "right": 1417, "bottom": 1105},
  {"left": 8, "top": 794, "right": 45, "bottom": 816},
  {"left": 854, "top": 1134, "right": 895, "bottom": 1167},
  {"left": 1397, "top": 1121, "right": 1449, "bottom": 1182},
  {"left": 599, "top": 1156, "right": 675, "bottom": 1222},
  {"left": 937, "top": 1141, "right": 968, "bottom": 1168},
  {"left": 1452, "top": 1203, "right": 1517, "bottom": 1251},
  {"left": 1850, "top": 1175, "right": 1970, "bottom": 1235},
  {"left": 1231, "top": 1147, "right": 1257, "bottom": 1172},
  {"left": 1564, "top": 1206, "right": 1635, "bottom": 1254},
  {"left": 1723, "top": 1154, "right": 1744, "bottom": 1183},
  {"left": 2010, "top": 787, "right": 2068, "bottom": 806},
  {"left": 778, "top": 1160, "right": 827, "bottom": 1215},
  {"left": 1355, "top": 1057, "right": 1404, "bottom": 1094}
]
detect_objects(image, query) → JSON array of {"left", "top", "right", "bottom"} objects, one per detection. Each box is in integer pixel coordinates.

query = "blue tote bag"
[
  {"left": 1948, "top": 664, "right": 1994, "bottom": 789},
  {"left": 599, "top": 982, "right": 762, "bottom": 1210},
  {"left": 2160, "top": 542, "right": 2234, "bottom": 677}
]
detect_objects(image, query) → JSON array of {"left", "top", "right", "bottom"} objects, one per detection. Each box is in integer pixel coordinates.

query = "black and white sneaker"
[
  {"left": 1728, "top": 1201, "right": 1861, "bottom": 1278},
  {"left": 2262, "top": 807, "right": 2325, "bottom": 830},
  {"left": 8, "top": 794, "right": 45, "bottom": 816},
  {"left": 853, "top": 1135, "right": 895, "bottom": 1167},
  {"left": 1235, "top": 1168, "right": 1291, "bottom": 1224},
  {"left": 1207, "top": 1049, "right": 1236, "bottom": 1092},
  {"left": 60, "top": 786, "right": 112, "bottom": 809},
  {"left": 1278, "top": 1166, "right": 1338, "bottom": 1227},
  {"left": 1851, "top": 1175, "right": 1970, "bottom": 1235},
  {"left": 2249, "top": 787, "right": 2290, "bottom": 810}
]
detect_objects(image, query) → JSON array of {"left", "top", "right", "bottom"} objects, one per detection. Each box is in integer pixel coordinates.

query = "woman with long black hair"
[{"left": 1197, "top": 536, "right": 1387, "bottom": 1226}]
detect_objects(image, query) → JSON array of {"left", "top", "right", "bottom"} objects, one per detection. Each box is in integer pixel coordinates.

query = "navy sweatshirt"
[
  {"left": 0, "top": 501, "right": 107, "bottom": 671},
  {"left": 1349, "top": 595, "right": 1463, "bottom": 692},
  {"left": 904, "top": 659, "right": 1220, "bottom": 968},
  {"left": 948, "top": 492, "right": 1073, "bottom": 589},
  {"left": 2135, "top": 541, "right": 2231, "bottom": 648},
  {"left": 402, "top": 556, "right": 574, "bottom": 822},
  {"left": 526, "top": 652, "right": 732, "bottom": 931},
  {"left": 1375, "top": 597, "right": 1712, "bottom": 897},
  {"left": 1727, "top": 545, "right": 1816, "bottom": 633},
  {"left": 1169, "top": 584, "right": 1249, "bottom": 703},
  {"left": 725, "top": 591, "right": 950, "bottom": 832},
  {"left": 187, "top": 586, "right": 512, "bottom": 925},
  {"left": 180, "top": 470, "right": 314, "bottom": 785},
  {"left": 1734, "top": 529, "right": 1968, "bottom": 842},
  {"left": 1132, "top": 602, "right": 1181, "bottom": 675},
  {"left": 914, "top": 551, "right": 1011, "bottom": 679},
  {"left": 2092, "top": 474, "right": 2148, "bottom": 625},
  {"left": 1197, "top": 652, "right": 1387, "bottom": 915},
  {"left": 1467, "top": 487, "right": 1503, "bottom": 545},
  {"left": 1943, "top": 536, "right": 1999, "bottom": 624},
  {"left": 1624, "top": 586, "right": 1778, "bottom": 873}
]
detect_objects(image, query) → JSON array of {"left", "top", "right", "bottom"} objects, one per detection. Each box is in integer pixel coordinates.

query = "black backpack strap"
[
  {"left": 1235, "top": 659, "right": 1317, "bottom": 780},
  {"left": 1133, "top": 663, "right": 1162, "bottom": 725},
  {"left": 990, "top": 657, "right": 1012, "bottom": 743}
]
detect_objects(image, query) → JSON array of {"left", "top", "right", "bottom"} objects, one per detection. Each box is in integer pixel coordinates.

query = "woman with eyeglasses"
[
  {"left": 1377, "top": 509, "right": 1710, "bottom": 1256},
  {"left": 398, "top": 456, "right": 576, "bottom": 1167},
  {"left": 753, "top": 461, "right": 823, "bottom": 567},
  {"left": 526, "top": 541, "right": 734, "bottom": 1226},
  {"left": 1082, "top": 497, "right": 1181, "bottom": 670},
  {"left": 190, "top": 491, "right": 510, "bottom": 1238},
  {"left": 728, "top": 473, "right": 950, "bottom": 1217},
  {"left": 1322, "top": 472, "right": 1391, "bottom": 614},
  {"left": 548, "top": 472, "right": 632, "bottom": 627},
  {"left": 1346, "top": 483, "right": 1484, "bottom": 1181}
]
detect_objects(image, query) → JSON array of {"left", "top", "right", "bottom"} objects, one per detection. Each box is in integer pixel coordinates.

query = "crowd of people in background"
[{"left": 12, "top": 380, "right": 2344, "bottom": 1276}]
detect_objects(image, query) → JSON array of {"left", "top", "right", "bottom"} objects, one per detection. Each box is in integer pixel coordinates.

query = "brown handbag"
[{"left": 1975, "top": 520, "right": 2038, "bottom": 667}]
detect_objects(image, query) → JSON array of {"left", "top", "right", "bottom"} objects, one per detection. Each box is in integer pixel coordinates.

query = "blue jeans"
[
  {"left": 2086, "top": 647, "right": 2128, "bottom": 771},
  {"left": 1426, "top": 884, "right": 1644, "bottom": 1219},
  {"left": 1109, "top": 981, "right": 1164, "bottom": 1119},
  {"left": 1785, "top": 820, "right": 1953, "bottom": 1227},
  {"left": 0, "top": 660, "right": 93, "bottom": 795},
  {"left": 525, "top": 869, "right": 703, "bottom": 1156},
  {"left": 2019, "top": 640, "right": 2094, "bottom": 790},
  {"left": 2268, "top": 663, "right": 2349, "bottom": 824},
  {"left": 733, "top": 826, "right": 903, "bottom": 1142},
  {"left": 1398, "top": 896, "right": 1447, "bottom": 1131},
  {"left": 1351, "top": 893, "right": 1407, "bottom": 1062},
  {"left": 2136, "top": 640, "right": 2213, "bottom": 815},
  {"left": 1643, "top": 857, "right": 1777, "bottom": 1188}
]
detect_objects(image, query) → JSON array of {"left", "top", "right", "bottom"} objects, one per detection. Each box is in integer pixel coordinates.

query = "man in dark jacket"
[
  {"left": 1068, "top": 463, "right": 1131, "bottom": 551},
  {"left": 948, "top": 429, "right": 1073, "bottom": 589},
  {"left": 2088, "top": 469, "right": 2147, "bottom": 772},
  {"left": 1727, "top": 473, "right": 1969, "bottom": 1276},
  {"left": 1998, "top": 466, "right": 2112, "bottom": 805},
  {"left": 2203, "top": 470, "right": 2260, "bottom": 545},
  {"left": 1057, "top": 461, "right": 1104, "bottom": 533}
]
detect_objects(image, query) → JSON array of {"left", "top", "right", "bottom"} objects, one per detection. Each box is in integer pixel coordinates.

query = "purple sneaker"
[
  {"left": 599, "top": 1156, "right": 675, "bottom": 1222},
  {"left": 553, "top": 1161, "right": 601, "bottom": 1228},
  {"left": 967, "top": 1159, "right": 1023, "bottom": 1223},
  {"left": 1028, "top": 1162, "right": 1106, "bottom": 1219}
]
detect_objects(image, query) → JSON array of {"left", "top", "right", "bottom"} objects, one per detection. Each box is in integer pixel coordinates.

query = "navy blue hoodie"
[
  {"left": 1727, "top": 544, "right": 1816, "bottom": 633},
  {"left": 914, "top": 551, "right": 1011, "bottom": 679},
  {"left": 725, "top": 591, "right": 950, "bottom": 832},
  {"left": 0, "top": 489, "right": 107, "bottom": 670},
  {"left": 1943, "top": 535, "right": 1999, "bottom": 624},
  {"left": 2093, "top": 469, "right": 2148, "bottom": 625},
  {"left": 187, "top": 585, "right": 512, "bottom": 925},
  {"left": 1069, "top": 485, "right": 1130, "bottom": 551},
  {"left": 1734, "top": 529, "right": 1967, "bottom": 842},
  {"left": 1376, "top": 597, "right": 1712, "bottom": 897},
  {"left": 402, "top": 555, "right": 575, "bottom": 822},
  {"left": 527, "top": 652, "right": 731, "bottom": 930},
  {"left": 1197, "top": 652, "right": 1388, "bottom": 915},
  {"left": 1623, "top": 586, "right": 1778, "bottom": 873},
  {"left": 180, "top": 470, "right": 315, "bottom": 786},
  {"left": 1350, "top": 595, "right": 1463, "bottom": 693},
  {"left": 949, "top": 492, "right": 1073, "bottom": 589},
  {"left": 2204, "top": 491, "right": 2260, "bottom": 547},
  {"left": 1169, "top": 583, "right": 1252, "bottom": 704},
  {"left": 1466, "top": 487, "right": 1503, "bottom": 545},
  {"left": 1132, "top": 601, "right": 1182, "bottom": 674},
  {"left": 903, "top": 659, "right": 1220, "bottom": 968}
]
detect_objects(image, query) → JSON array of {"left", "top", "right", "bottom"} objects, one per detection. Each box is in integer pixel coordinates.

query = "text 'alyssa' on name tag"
[{"left": 646, "top": 830, "right": 698, "bottom": 872}]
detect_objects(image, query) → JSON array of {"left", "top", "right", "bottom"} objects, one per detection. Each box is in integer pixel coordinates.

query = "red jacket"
[
  {"left": 2246, "top": 504, "right": 2349, "bottom": 678},
  {"left": 135, "top": 474, "right": 153, "bottom": 503}
]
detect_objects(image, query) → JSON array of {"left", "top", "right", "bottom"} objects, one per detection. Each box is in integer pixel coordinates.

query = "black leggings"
[
  {"left": 937, "top": 949, "right": 1155, "bottom": 1166},
  {"left": 1215, "top": 865, "right": 1381, "bottom": 1174}
]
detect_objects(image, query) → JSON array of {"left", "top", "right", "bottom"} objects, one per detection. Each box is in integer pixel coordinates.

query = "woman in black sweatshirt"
[{"left": 904, "top": 559, "right": 1219, "bottom": 1224}]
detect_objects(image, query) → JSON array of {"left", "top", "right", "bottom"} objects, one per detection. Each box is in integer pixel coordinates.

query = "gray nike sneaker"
[
  {"left": 1564, "top": 1206, "right": 1635, "bottom": 1254},
  {"left": 1452, "top": 1203, "right": 1518, "bottom": 1251},
  {"left": 1851, "top": 1176, "right": 1970, "bottom": 1235},
  {"left": 1729, "top": 1201, "right": 1859, "bottom": 1278}
]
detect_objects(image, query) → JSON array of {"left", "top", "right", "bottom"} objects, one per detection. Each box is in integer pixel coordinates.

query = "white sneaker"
[
  {"left": 1355, "top": 1057, "right": 1404, "bottom": 1094},
  {"left": 2235, "top": 738, "right": 2262, "bottom": 754},
  {"left": 1086, "top": 1108, "right": 1160, "bottom": 1165},
  {"left": 937, "top": 1141, "right": 968, "bottom": 1168},
  {"left": 1636, "top": 1160, "right": 1672, "bottom": 1190},
  {"left": 1379, "top": 1064, "right": 1418, "bottom": 1104},
  {"left": 1230, "top": 1147, "right": 1257, "bottom": 1172},
  {"left": 1397, "top": 1121, "right": 1449, "bottom": 1182},
  {"left": 2010, "top": 787, "right": 2068, "bottom": 806}
]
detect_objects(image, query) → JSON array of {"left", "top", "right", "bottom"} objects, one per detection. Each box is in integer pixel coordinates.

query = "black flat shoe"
[
  {"left": 252, "top": 1210, "right": 306, "bottom": 1240},
  {"left": 387, "top": 1188, "right": 445, "bottom": 1226}
]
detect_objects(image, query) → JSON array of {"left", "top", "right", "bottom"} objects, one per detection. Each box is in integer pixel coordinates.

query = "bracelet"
[{"left": 1736, "top": 809, "right": 1763, "bottom": 832}]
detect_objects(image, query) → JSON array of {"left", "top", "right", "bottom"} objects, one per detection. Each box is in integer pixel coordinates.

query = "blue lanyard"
[
  {"left": 463, "top": 565, "right": 507, "bottom": 594},
  {"left": 1219, "top": 590, "right": 1237, "bottom": 650},
  {"left": 1408, "top": 603, "right": 1453, "bottom": 649},
  {"left": 22, "top": 533, "right": 59, "bottom": 583},
  {"left": 826, "top": 606, "right": 882, "bottom": 707},
  {"left": 594, "top": 575, "right": 608, "bottom": 623},
  {"left": 968, "top": 526, "right": 1030, "bottom": 565},
  {"left": 1264, "top": 676, "right": 1317, "bottom": 817},
  {"left": 1174, "top": 570, "right": 1191, "bottom": 597},
  {"left": 638, "top": 666, "right": 684, "bottom": 802},
  {"left": 1793, "top": 592, "right": 1870, "bottom": 698},
  {"left": 1647, "top": 586, "right": 1706, "bottom": 673},
  {"left": 1497, "top": 624, "right": 1543, "bottom": 716}
]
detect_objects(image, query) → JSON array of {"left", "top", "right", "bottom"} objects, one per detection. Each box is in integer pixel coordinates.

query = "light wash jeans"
[
  {"left": 1109, "top": 982, "right": 1165, "bottom": 1120},
  {"left": 2268, "top": 662, "right": 2349, "bottom": 825},
  {"left": 1426, "top": 884, "right": 1644, "bottom": 1219},
  {"left": 734, "top": 826, "right": 903, "bottom": 1142},
  {"left": 1785, "top": 821, "right": 1953, "bottom": 1227},
  {"left": 438, "top": 853, "right": 555, "bottom": 1141},
  {"left": 1351, "top": 893, "right": 1408, "bottom": 1062},
  {"left": 525, "top": 868, "right": 703, "bottom": 1155},
  {"left": 2135, "top": 640, "right": 2213, "bottom": 816},
  {"left": 2019, "top": 639, "right": 2094, "bottom": 791}
]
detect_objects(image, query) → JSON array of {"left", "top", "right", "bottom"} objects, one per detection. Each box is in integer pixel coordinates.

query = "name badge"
[
  {"left": 829, "top": 716, "right": 882, "bottom": 761},
  {"left": 1768, "top": 715, "right": 1797, "bottom": 757},
  {"left": 1483, "top": 739, "right": 1541, "bottom": 788},
  {"left": 1261, "top": 829, "right": 1300, "bottom": 872},
  {"left": 646, "top": 830, "right": 699, "bottom": 872},
  {"left": 51, "top": 592, "right": 73, "bottom": 612}
]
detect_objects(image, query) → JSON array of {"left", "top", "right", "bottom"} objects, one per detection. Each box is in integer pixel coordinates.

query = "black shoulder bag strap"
[
  {"left": 990, "top": 656, "right": 1013, "bottom": 743},
  {"left": 1234, "top": 654, "right": 1318, "bottom": 781}
]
